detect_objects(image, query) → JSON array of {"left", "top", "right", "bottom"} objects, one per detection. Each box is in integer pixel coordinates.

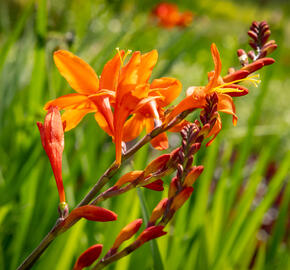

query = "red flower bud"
[
  {"left": 112, "top": 219, "right": 143, "bottom": 250},
  {"left": 137, "top": 226, "right": 167, "bottom": 244},
  {"left": 223, "top": 70, "right": 249, "bottom": 83},
  {"left": 37, "top": 106, "right": 65, "bottom": 203},
  {"left": 171, "top": 187, "right": 194, "bottom": 211},
  {"left": 149, "top": 198, "right": 168, "bottom": 224},
  {"left": 73, "top": 244, "right": 103, "bottom": 270},
  {"left": 143, "top": 179, "right": 164, "bottom": 191},
  {"left": 62, "top": 205, "right": 117, "bottom": 229}
]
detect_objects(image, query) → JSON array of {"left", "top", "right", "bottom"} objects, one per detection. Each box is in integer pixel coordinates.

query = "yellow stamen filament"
[
  {"left": 116, "top": 48, "right": 132, "bottom": 67},
  {"left": 212, "top": 74, "right": 261, "bottom": 93}
]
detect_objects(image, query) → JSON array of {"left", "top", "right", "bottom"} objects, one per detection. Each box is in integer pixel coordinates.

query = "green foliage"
[{"left": 0, "top": 0, "right": 289, "bottom": 269}]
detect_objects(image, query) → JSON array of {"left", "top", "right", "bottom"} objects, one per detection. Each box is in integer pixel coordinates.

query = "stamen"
[
  {"left": 115, "top": 48, "right": 132, "bottom": 67},
  {"left": 212, "top": 74, "right": 261, "bottom": 93}
]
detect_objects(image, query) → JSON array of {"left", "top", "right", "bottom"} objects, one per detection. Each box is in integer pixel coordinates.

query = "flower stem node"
[{"left": 58, "top": 202, "right": 69, "bottom": 219}]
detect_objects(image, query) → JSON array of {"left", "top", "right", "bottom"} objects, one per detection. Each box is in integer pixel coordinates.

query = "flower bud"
[
  {"left": 137, "top": 226, "right": 167, "bottom": 244},
  {"left": 37, "top": 106, "right": 66, "bottom": 203},
  {"left": 144, "top": 154, "right": 171, "bottom": 177},
  {"left": 168, "top": 177, "right": 179, "bottom": 198},
  {"left": 73, "top": 244, "right": 103, "bottom": 270},
  {"left": 183, "top": 166, "right": 204, "bottom": 187},
  {"left": 62, "top": 205, "right": 117, "bottom": 229},
  {"left": 171, "top": 187, "right": 194, "bottom": 211},
  {"left": 223, "top": 70, "right": 249, "bottom": 83},
  {"left": 149, "top": 198, "right": 168, "bottom": 225},
  {"left": 112, "top": 219, "right": 143, "bottom": 250},
  {"left": 114, "top": 171, "right": 144, "bottom": 188},
  {"left": 143, "top": 179, "right": 164, "bottom": 191}
]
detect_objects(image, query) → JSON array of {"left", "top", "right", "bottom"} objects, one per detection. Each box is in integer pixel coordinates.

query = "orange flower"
[
  {"left": 113, "top": 50, "right": 182, "bottom": 164},
  {"left": 37, "top": 106, "right": 66, "bottom": 204},
  {"left": 152, "top": 3, "right": 193, "bottom": 28},
  {"left": 168, "top": 43, "right": 260, "bottom": 143},
  {"left": 122, "top": 77, "right": 182, "bottom": 150},
  {"left": 45, "top": 49, "right": 122, "bottom": 135}
]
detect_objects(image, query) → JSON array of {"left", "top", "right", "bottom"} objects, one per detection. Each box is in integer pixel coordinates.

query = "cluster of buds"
[{"left": 236, "top": 21, "right": 277, "bottom": 68}]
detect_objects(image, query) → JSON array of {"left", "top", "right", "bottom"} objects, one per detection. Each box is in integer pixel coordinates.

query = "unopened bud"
[
  {"left": 248, "top": 50, "right": 256, "bottom": 60},
  {"left": 144, "top": 154, "right": 171, "bottom": 177},
  {"left": 171, "top": 187, "right": 194, "bottom": 211},
  {"left": 237, "top": 49, "right": 248, "bottom": 66},
  {"left": 137, "top": 226, "right": 167, "bottom": 244},
  {"left": 73, "top": 244, "right": 103, "bottom": 270},
  {"left": 149, "top": 198, "right": 168, "bottom": 224},
  {"left": 112, "top": 219, "right": 143, "bottom": 249},
  {"left": 168, "top": 177, "right": 179, "bottom": 198},
  {"left": 114, "top": 171, "right": 144, "bottom": 188},
  {"left": 183, "top": 166, "right": 204, "bottom": 187}
]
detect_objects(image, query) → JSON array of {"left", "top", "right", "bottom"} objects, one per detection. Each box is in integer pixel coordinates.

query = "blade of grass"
[
  {"left": 231, "top": 150, "right": 290, "bottom": 263},
  {"left": 0, "top": 0, "right": 34, "bottom": 72},
  {"left": 266, "top": 180, "right": 290, "bottom": 263},
  {"left": 212, "top": 136, "right": 279, "bottom": 269}
]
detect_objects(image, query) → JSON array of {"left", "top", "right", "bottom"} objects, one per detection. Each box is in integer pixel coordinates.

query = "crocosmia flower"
[
  {"left": 37, "top": 106, "right": 66, "bottom": 203},
  {"left": 152, "top": 2, "right": 193, "bottom": 28},
  {"left": 168, "top": 43, "right": 261, "bottom": 144}
]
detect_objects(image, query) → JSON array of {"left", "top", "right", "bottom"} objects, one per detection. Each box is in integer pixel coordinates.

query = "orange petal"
[
  {"left": 168, "top": 119, "right": 190, "bottom": 132},
  {"left": 206, "top": 114, "right": 222, "bottom": 146},
  {"left": 53, "top": 50, "right": 99, "bottom": 95},
  {"left": 167, "top": 95, "right": 205, "bottom": 123},
  {"left": 94, "top": 111, "right": 113, "bottom": 137},
  {"left": 150, "top": 77, "right": 182, "bottom": 107},
  {"left": 62, "top": 108, "right": 96, "bottom": 131},
  {"left": 138, "top": 50, "right": 158, "bottom": 84},
  {"left": 44, "top": 93, "right": 93, "bottom": 110},
  {"left": 217, "top": 93, "right": 237, "bottom": 125},
  {"left": 205, "top": 43, "right": 222, "bottom": 92},
  {"left": 123, "top": 114, "right": 145, "bottom": 142},
  {"left": 100, "top": 50, "right": 124, "bottom": 91},
  {"left": 113, "top": 105, "right": 131, "bottom": 164},
  {"left": 151, "top": 132, "right": 169, "bottom": 150},
  {"left": 114, "top": 171, "right": 144, "bottom": 187},
  {"left": 91, "top": 96, "right": 114, "bottom": 135},
  {"left": 118, "top": 52, "right": 141, "bottom": 99}
]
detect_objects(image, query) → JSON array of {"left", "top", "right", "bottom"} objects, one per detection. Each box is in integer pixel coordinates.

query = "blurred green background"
[{"left": 0, "top": 0, "right": 289, "bottom": 269}]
